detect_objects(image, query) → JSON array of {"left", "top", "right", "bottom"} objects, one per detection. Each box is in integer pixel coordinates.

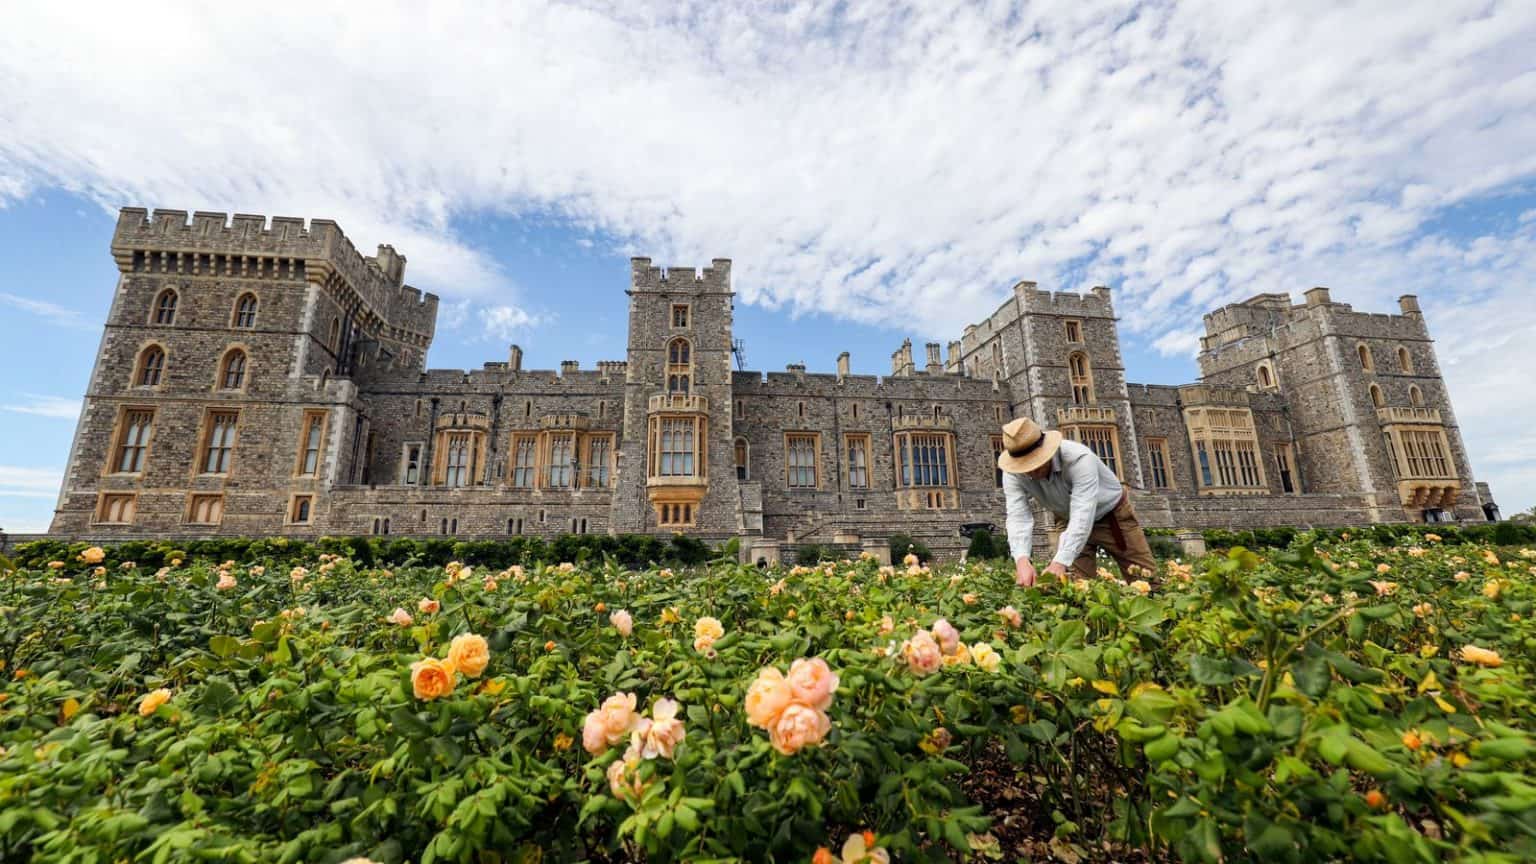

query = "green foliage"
[
  {"left": 1, "top": 536, "right": 1533, "bottom": 862},
  {"left": 965, "top": 528, "right": 998, "bottom": 561}
]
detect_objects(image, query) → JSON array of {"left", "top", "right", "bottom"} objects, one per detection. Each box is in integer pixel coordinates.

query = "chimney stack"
[
  {"left": 509, "top": 345, "right": 523, "bottom": 372},
  {"left": 836, "top": 351, "right": 850, "bottom": 381}
]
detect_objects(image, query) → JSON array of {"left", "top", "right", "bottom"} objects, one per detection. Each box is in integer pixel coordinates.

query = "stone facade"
[{"left": 48, "top": 207, "right": 1502, "bottom": 556}]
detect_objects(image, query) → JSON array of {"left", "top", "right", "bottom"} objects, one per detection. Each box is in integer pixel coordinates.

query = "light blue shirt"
[{"left": 1004, "top": 438, "right": 1124, "bottom": 568}]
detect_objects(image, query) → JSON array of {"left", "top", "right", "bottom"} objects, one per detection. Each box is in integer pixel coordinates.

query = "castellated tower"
[
  {"left": 1197, "top": 289, "right": 1481, "bottom": 522},
  {"left": 50, "top": 208, "right": 437, "bottom": 535},
  {"left": 956, "top": 282, "right": 1143, "bottom": 489},
  {"left": 609, "top": 258, "right": 743, "bottom": 535}
]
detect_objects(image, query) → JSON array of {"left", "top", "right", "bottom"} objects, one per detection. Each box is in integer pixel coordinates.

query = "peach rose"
[
  {"left": 388, "top": 607, "right": 413, "bottom": 627},
  {"left": 290, "top": 566, "right": 308, "bottom": 582},
  {"left": 78, "top": 546, "right": 105, "bottom": 565},
  {"left": 786, "top": 657, "right": 839, "bottom": 712},
  {"left": 902, "top": 552, "right": 919, "bottom": 567},
  {"left": 769, "top": 702, "right": 831, "bottom": 755},
  {"left": 745, "top": 667, "right": 795, "bottom": 729},
  {"left": 138, "top": 688, "right": 172, "bottom": 717},
  {"left": 1369, "top": 580, "right": 1397, "bottom": 596},
  {"left": 606, "top": 750, "right": 648, "bottom": 802},
  {"left": 931, "top": 618, "right": 960, "bottom": 655},
  {"left": 998, "top": 606, "right": 1022, "bottom": 629},
  {"left": 583, "top": 692, "right": 640, "bottom": 755},
  {"left": 411, "top": 657, "right": 457, "bottom": 700},
  {"left": 216, "top": 572, "right": 238, "bottom": 591},
  {"left": 693, "top": 635, "right": 718, "bottom": 656},
  {"left": 902, "top": 631, "right": 943, "bottom": 676},
  {"left": 418, "top": 597, "right": 441, "bottom": 615},
  {"left": 630, "top": 697, "right": 687, "bottom": 760},
  {"left": 1128, "top": 580, "right": 1151, "bottom": 596},
  {"left": 447, "top": 633, "right": 490, "bottom": 678},
  {"left": 878, "top": 615, "right": 895, "bottom": 635},
  {"left": 840, "top": 831, "right": 891, "bottom": 864},
  {"left": 610, "top": 609, "right": 634, "bottom": 638}
]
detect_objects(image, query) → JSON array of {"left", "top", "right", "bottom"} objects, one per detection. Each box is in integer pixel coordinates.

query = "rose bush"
[{"left": 0, "top": 536, "right": 1531, "bottom": 862}]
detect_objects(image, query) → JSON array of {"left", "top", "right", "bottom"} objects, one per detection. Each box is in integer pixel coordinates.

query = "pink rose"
[
  {"left": 610, "top": 609, "right": 634, "bottom": 638},
  {"left": 903, "top": 631, "right": 943, "bottom": 676},
  {"left": 931, "top": 619, "right": 960, "bottom": 655},
  {"left": 786, "top": 657, "right": 839, "bottom": 712},
  {"left": 630, "top": 697, "right": 687, "bottom": 760},
  {"left": 387, "top": 607, "right": 413, "bottom": 626},
  {"left": 745, "top": 667, "right": 794, "bottom": 729},
  {"left": 769, "top": 702, "right": 831, "bottom": 755},
  {"left": 418, "top": 597, "right": 440, "bottom": 615},
  {"left": 878, "top": 615, "right": 895, "bottom": 635},
  {"left": 582, "top": 692, "right": 639, "bottom": 756}
]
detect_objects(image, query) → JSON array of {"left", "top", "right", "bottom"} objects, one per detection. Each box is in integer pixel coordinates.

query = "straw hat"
[{"left": 995, "top": 417, "right": 1062, "bottom": 474}]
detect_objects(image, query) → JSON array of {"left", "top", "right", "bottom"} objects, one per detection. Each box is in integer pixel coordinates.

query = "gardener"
[{"left": 996, "top": 417, "right": 1156, "bottom": 587}]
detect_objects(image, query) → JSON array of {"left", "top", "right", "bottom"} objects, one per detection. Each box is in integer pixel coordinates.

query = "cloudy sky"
[{"left": 1, "top": 0, "right": 1534, "bottom": 531}]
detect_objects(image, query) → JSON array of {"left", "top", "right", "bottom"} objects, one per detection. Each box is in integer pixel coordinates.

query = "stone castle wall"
[{"left": 46, "top": 207, "right": 1501, "bottom": 552}]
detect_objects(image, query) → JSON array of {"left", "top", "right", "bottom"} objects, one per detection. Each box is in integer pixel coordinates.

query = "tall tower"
[{"left": 610, "top": 259, "right": 742, "bottom": 537}]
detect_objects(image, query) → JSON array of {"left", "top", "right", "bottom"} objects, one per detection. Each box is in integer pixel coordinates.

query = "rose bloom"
[
  {"left": 1376, "top": 563, "right": 1392, "bottom": 574},
  {"left": 692, "top": 635, "right": 718, "bottom": 657},
  {"left": 1459, "top": 645, "right": 1503, "bottom": 668},
  {"left": 1369, "top": 580, "right": 1398, "bottom": 596},
  {"left": 610, "top": 609, "right": 634, "bottom": 637},
  {"left": 447, "top": 634, "right": 490, "bottom": 678},
  {"left": 216, "top": 572, "right": 238, "bottom": 591},
  {"left": 250, "top": 565, "right": 265, "bottom": 576},
  {"left": 971, "top": 642, "right": 1002, "bottom": 673},
  {"left": 746, "top": 667, "right": 795, "bottom": 728},
  {"left": 138, "top": 688, "right": 172, "bottom": 717},
  {"left": 630, "top": 697, "right": 687, "bottom": 760},
  {"left": 1412, "top": 602, "right": 1433, "bottom": 619},
  {"left": 878, "top": 615, "right": 895, "bottom": 635},
  {"left": 660, "top": 607, "right": 681, "bottom": 625},
  {"left": 1128, "top": 580, "right": 1151, "bottom": 596},
  {"left": 1453, "top": 571, "right": 1470, "bottom": 582},
  {"left": 930, "top": 619, "right": 960, "bottom": 655},
  {"left": 841, "top": 831, "right": 890, "bottom": 864},
  {"left": 998, "top": 606, "right": 1022, "bottom": 629},
  {"left": 902, "top": 552, "right": 919, "bottom": 567},
  {"left": 961, "top": 593, "right": 978, "bottom": 606},
  {"left": 558, "top": 562, "right": 576, "bottom": 573},
  {"left": 902, "top": 631, "right": 943, "bottom": 676},
  {"left": 289, "top": 566, "right": 308, "bottom": 583},
  {"left": 482, "top": 578, "right": 498, "bottom": 593},
  {"left": 418, "top": 597, "right": 441, "bottom": 615},
  {"left": 1483, "top": 580, "right": 1504, "bottom": 600},
  {"left": 786, "top": 657, "right": 839, "bottom": 711},
  {"left": 694, "top": 617, "right": 725, "bottom": 642},
  {"left": 411, "top": 657, "right": 457, "bottom": 700},
  {"left": 942, "top": 642, "right": 973, "bottom": 667},
  {"left": 46, "top": 560, "right": 64, "bottom": 569},
  {"left": 78, "top": 546, "right": 106, "bottom": 565},
  {"left": 387, "top": 607, "right": 413, "bottom": 627},
  {"left": 582, "top": 692, "right": 640, "bottom": 755},
  {"left": 606, "top": 751, "right": 648, "bottom": 802},
  {"left": 769, "top": 702, "right": 831, "bottom": 755},
  {"left": 1482, "top": 551, "right": 1500, "bottom": 566}
]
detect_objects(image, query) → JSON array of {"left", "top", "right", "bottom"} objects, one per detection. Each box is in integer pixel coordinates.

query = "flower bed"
[{"left": 0, "top": 537, "right": 1532, "bottom": 862}]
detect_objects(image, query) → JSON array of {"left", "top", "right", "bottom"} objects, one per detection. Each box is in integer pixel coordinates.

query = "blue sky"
[{"left": 2, "top": 1, "right": 1535, "bottom": 530}]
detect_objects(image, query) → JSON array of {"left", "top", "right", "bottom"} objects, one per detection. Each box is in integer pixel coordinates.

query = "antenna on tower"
[{"left": 732, "top": 339, "right": 747, "bottom": 371}]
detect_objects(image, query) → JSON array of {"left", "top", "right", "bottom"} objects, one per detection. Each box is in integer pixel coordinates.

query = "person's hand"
[
  {"left": 1044, "top": 561, "right": 1068, "bottom": 581},
  {"left": 1015, "top": 557, "right": 1037, "bottom": 588}
]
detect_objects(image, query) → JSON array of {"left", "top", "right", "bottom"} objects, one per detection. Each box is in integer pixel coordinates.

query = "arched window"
[
  {"left": 1369, "top": 384, "right": 1384, "bottom": 408},
  {"left": 328, "top": 317, "right": 341, "bottom": 353},
  {"left": 233, "top": 293, "right": 258, "bottom": 328},
  {"left": 135, "top": 345, "right": 165, "bottom": 386},
  {"left": 1409, "top": 385, "right": 1424, "bottom": 407},
  {"left": 153, "top": 289, "right": 178, "bottom": 325},
  {"left": 1397, "top": 346, "right": 1413, "bottom": 374},
  {"left": 666, "top": 337, "right": 692, "bottom": 395},
  {"left": 218, "top": 348, "right": 248, "bottom": 390},
  {"left": 1068, "top": 352, "right": 1094, "bottom": 404},
  {"left": 1358, "top": 344, "right": 1374, "bottom": 372},
  {"left": 1256, "top": 364, "right": 1274, "bottom": 389},
  {"left": 734, "top": 437, "right": 749, "bottom": 481}
]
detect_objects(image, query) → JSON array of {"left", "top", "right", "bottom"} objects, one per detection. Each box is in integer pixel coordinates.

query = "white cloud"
[
  {"left": 480, "top": 305, "right": 546, "bottom": 343},
  {"left": 0, "top": 1, "right": 1533, "bottom": 509},
  {"left": 4, "top": 394, "right": 81, "bottom": 420},
  {"left": 0, "top": 465, "right": 62, "bottom": 499},
  {"left": 0, "top": 292, "right": 86, "bottom": 328}
]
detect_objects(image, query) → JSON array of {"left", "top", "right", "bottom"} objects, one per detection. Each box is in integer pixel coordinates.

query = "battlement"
[
  {"left": 1201, "top": 289, "right": 1427, "bottom": 351},
  {"left": 114, "top": 207, "right": 439, "bottom": 343},
  {"left": 629, "top": 257, "right": 732, "bottom": 293},
  {"left": 1016, "top": 281, "right": 1115, "bottom": 317}
]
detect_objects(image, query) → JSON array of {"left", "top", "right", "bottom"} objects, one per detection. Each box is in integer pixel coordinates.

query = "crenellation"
[{"left": 52, "top": 209, "right": 1501, "bottom": 545}]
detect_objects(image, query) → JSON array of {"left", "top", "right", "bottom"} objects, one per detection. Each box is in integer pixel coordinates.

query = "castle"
[{"left": 48, "top": 207, "right": 1502, "bottom": 559}]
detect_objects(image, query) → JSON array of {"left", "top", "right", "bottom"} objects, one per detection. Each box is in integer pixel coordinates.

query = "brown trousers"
[{"left": 1068, "top": 491, "right": 1158, "bottom": 581}]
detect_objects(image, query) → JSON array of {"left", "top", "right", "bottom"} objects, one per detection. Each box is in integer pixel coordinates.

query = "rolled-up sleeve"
[
  {"left": 1004, "top": 471, "right": 1035, "bottom": 560},
  {"left": 1051, "top": 453, "right": 1100, "bottom": 569}
]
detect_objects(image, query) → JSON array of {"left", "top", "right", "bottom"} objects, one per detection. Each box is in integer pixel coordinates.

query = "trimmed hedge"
[{"left": 5, "top": 532, "right": 733, "bottom": 572}]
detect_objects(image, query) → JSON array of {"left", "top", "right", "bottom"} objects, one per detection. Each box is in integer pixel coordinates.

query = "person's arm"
[
  {"left": 1049, "top": 452, "right": 1100, "bottom": 572},
  {"left": 1004, "top": 470, "right": 1035, "bottom": 560}
]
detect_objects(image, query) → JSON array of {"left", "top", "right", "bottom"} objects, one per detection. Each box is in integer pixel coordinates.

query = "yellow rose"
[
  {"left": 694, "top": 617, "right": 724, "bottom": 642},
  {"left": 447, "top": 633, "right": 490, "bottom": 678},
  {"left": 1482, "top": 580, "right": 1503, "bottom": 600},
  {"left": 971, "top": 643, "right": 1002, "bottom": 673},
  {"left": 1459, "top": 645, "right": 1502, "bottom": 668},
  {"left": 138, "top": 688, "right": 172, "bottom": 717},
  {"left": 78, "top": 546, "right": 106, "bottom": 565},
  {"left": 410, "top": 657, "right": 458, "bottom": 700}
]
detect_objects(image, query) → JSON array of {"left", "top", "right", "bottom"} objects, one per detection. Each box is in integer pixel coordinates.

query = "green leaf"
[
  {"left": 1291, "top": 653, "right": 1331, "bottom": 698},
  {"left": 209, "top": 635, "right": 240, "bottom": 659},
  {"left": 390, "top": 706, "right": 433, "bottom": 739},
  {"left": 198, "top": 678, "right": 239, "bottom": 715}
]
